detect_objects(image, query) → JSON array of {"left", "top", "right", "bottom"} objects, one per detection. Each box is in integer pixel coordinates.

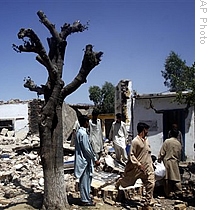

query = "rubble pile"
[
  {"left": 179, "top": 163, "right": 195, "bottom": 207},
  {"left": 0, "top": 131, "right": 43, "bottom": 208},
  {"left": 0, "top": 132, "right": 121, "bottom": 209},
  {"left": 0, "top": 131, "right": 195, "bottom": 209}
]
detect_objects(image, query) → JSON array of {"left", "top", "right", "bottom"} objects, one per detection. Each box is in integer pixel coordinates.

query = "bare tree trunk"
[{"left": 39, "top": 103, "right": 68, "bottom": 210}]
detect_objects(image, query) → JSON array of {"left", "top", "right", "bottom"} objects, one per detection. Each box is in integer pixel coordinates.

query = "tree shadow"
[
  {"left": 67, "top": 194, "right": 81, "bottom": 206},
  {"left": 3, "top": 178, "right": 43, "bottom": 209},
  {"left": 120, "top": 199, "right": 143, "bottom": 209}
]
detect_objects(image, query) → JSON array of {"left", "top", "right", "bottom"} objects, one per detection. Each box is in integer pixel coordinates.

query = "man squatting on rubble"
[
  {"left": 158, "top": 127, "right": 182, "bottom": 198},
  {"left": 88, "top": 109, "right": 104, "bottom": 160},
  {"left": 109, "top": 113, "right": 128, "bottom": 164},
  {"left": 74, "top": 115, "right": 100, "bottom": 206},
  {"left": 115, "top": 122, "right": 155, "bottom": 210}
]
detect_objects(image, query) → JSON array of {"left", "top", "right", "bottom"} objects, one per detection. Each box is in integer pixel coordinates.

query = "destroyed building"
[
  {"left": 0, "top": 83, "right": 195, "bottom": 209},
  {"left": 115, "top": 80, "right": 195, "bottom": 161},
  {"left": 0, "top": 99, "right": 78, "bottom": 143},
  {"left": 0, "top": 80, "right": 195, "bottom": 161},
  {"left": 115, "top": 79, "right": 195, "bottom": 162}
]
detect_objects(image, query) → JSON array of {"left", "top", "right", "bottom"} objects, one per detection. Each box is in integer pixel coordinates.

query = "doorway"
[
  {"left": 104, "top": 119, "right": 115, "bottom": 139},
  {"left": 163, "top": 109, "right": 185, "bottom": 161}
]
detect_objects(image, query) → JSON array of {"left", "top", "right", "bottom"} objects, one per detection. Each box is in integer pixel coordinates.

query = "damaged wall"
[
  {"left": 0, "top": 99, "right": 78, "bottom": 142},
  {"left": 115, "top": 80, "right": 195, "bottom": 162},
  {"left": 0, "top": 101, "right": 29, "bottom": 140},
  {"left": 115, "top": 79, "right": 132, "bottom": 134},
  {"left": 132, "top": 95, "right": 195, "bottom": 161}
]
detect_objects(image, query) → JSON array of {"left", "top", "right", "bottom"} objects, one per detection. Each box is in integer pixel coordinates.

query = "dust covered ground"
[
  {"left": 0, "top": 139, "right": 195, "bottom": 210},
  {"left": 2, "top": 195, "right": 195, "bottom": 210},
  {"left": 2, "top": 170, "right": 195, "bottom": 210}
]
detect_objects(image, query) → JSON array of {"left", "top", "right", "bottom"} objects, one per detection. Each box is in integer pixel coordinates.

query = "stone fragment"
[
  {"left": 21, "top": 139, "right": 30, "bottom": 144},
  {"left": 0, "top": 128, "right": 8, "bottom": 136},
  {"left": 101, "top": 184, "right": 118, "bottom": 201},
  {"left": 39, "top": 178, "right": 44, "bottom": 186},
  {"left": 0, "top": 197, "right": 11, "bottom": 205},
  {"left": 26, "top": 153, "right": 38, "bottom": 160},
  {"left": 7, "top": 131, "right": 15, "bottom": 137},
  {"left": 104, "top": 197, "right": 116, "bottom": 206},
  {"left": 174, "top": 203, "right": 187, "bottom": 210},
  {"left": 14, "top": 163, "right": 24, "bottom": 170},
  {"left": 174, "top": 200, "right": 185, "bottom": 204}
]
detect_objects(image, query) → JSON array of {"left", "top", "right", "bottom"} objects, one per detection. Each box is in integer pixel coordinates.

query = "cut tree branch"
[
  {"left": 23, "top": 77, "right": 45, "bottom": 96},
  {"left": 37, "top": 11, "right": 88, "bottom": 41},
  {"left": 60, "top": 21, "right": 89, "bottom": 40},
  {"left": 37, "top": 10, "right": 61, "bottom": 42},
  {"left": 13, "top": 28, "right": 56, "bottom": 81},
  {"left": 61, "top": 44, "right": 103, "bottom": 100}
]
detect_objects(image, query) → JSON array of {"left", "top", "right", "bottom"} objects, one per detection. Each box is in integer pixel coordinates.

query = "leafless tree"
[{"left": 13, "top": 10, "right": 103, "bottom": 210}]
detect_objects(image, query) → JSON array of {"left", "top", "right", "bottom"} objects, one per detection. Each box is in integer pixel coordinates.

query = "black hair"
[
  {"left": 151, "top": 155, "right": 157, "bottom": 163},
  {"left": 92, "top": 109, "right": 99, "bottom": 116},
  {"left": 137, "top": 122, "right": 150, "bottom": 133},
  {"left": 78, "top": 115, "right": 89, "bottom": 127},
  {"left": 170, "top": 128, "right": 179, "bottom": 138},
  {"left": 116, "top": 113, "right": 122, "bottom": 118}
]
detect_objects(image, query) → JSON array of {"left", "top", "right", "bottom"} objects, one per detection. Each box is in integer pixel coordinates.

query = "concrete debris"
[
  {"left": 0, "top": 134, "right": 195, "bottom": 209},
  {"left": 101, "top": 184, "right": 118, "bottom": 201},
  {"left": 174, "top": 203, "right": 187, "bottom": 210},
  {"left": 104, "top": 154, "right": 125, "bottom": 173},
  {"left": 0, "top": 128, "right": 9, "bottom": 136}
]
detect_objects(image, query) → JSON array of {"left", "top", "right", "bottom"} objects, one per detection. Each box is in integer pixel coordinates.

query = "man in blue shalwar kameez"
[{"left": 74, "top": 115, "right": 100, "bottom": 206}]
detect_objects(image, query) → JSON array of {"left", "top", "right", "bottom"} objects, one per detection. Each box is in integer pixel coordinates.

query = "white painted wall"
[
  {"left": 132, "top": 97, "right": 164, "bottom": 157},
  {"left": 0, "top": 103, "right": 29, "bottom": 139},
  {"left": 184, "top": 108, "right": 195, "bottom": 161}
]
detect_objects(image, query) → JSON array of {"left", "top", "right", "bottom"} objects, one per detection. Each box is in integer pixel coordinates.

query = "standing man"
[
  {"left": 168, "top": 123, "right": 184, "bottom": 160},
  {"left": 168, "top": 123, "right": 183, "bottom": 150},
  {"left": 74, "top": 115, "right": 100, "bottom": 206},
  {"left": 158, "top": 128, "right": 182, "bottom": 199},
  {"left": 115, "top": 122, "right": 155, "bottom": 210},
  {"left": 69, "top": 119, "right": 80, "bottom": 147},
  {"left": 88, "top": 109, "right": 104, "bottom": 160},
  {"left": 109, "top": 113, "right": 128, "bottom": 164}
]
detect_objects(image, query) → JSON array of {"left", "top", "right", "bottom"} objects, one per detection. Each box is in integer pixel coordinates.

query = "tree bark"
[{"left": 39, "top": 103, "right": 68, "bottom": 210}]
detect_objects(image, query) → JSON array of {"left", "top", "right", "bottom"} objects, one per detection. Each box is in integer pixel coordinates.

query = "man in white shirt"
[
  {"left": 109, "top": 113, "right": 128, "bottom": 164},
  {"left": 88, "top": 109, "right": 104, "bottom": 160}
]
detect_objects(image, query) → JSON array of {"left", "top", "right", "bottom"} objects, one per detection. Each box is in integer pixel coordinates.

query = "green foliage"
[
  {"left": 89, "top": 86, "right": 102, "bottom": 106},
  {"left": 89, "top": 81, "right": 115, "bottom": 113},
  {"left": 161, "top": 51, "right": 195, "bottom": 106},
  {"left": 175, "top": 63, "right": 195, "bottom": 107},
  {"left": 162, "top": 51, "right": 186, "bottom": 92}
]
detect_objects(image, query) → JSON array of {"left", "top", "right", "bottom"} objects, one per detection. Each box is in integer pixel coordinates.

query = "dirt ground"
[
  {"left": 1, "top": 158, "right": 195, "bottom": 210},
  {"left": 1, "top": 169, "right": 195, "bottom": 210},
  {"left": 2, "top": 199, "right": 195, "bottom": 210},
  {"left": 2, "top": 186, "right": 195, "bottom": 210}
]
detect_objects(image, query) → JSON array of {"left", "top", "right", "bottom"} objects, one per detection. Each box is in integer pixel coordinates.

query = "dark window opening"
[
  {"left": 105, "top": 119, "right": 115, "bottom": 139},
  {"left": 0, "top": 120, "right": 14, "bottom": 132}
]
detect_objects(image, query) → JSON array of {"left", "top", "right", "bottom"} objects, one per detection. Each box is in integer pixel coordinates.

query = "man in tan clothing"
[
  {"left": 158, "top": 128, "right": 182, "bottom": 198},
  {"left": 115, "top": 122, "right": 155, "bottom": 210}
]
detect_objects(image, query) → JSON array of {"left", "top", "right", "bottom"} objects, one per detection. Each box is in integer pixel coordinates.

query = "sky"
[{"left": 0, "top": 0, "right": 195, "bottom": 105}]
